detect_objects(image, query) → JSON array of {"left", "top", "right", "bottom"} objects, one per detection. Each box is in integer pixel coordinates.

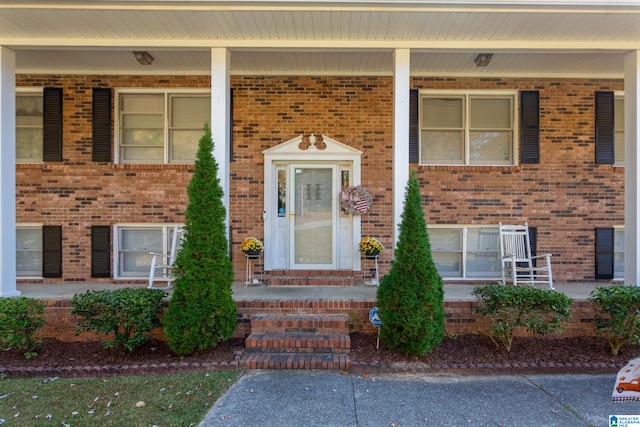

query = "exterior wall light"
[
  {"left": 474, "top": 53, "right": 493, "bottom": 67},
  {"left": 133, "top": 51, "right": 154, "bottom": 65}
]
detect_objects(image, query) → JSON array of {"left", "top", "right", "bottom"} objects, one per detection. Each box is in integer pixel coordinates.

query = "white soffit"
[{"left": 2, "top": 1, "right": 639, "bottom": 77}]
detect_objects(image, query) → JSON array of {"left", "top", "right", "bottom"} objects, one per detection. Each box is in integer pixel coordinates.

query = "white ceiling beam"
[
  {"left": 3, "top": 38, "right": 639, "bottom": 51},
  {"left": 2, "top": 1, "right": 639, "bottom": 14}
]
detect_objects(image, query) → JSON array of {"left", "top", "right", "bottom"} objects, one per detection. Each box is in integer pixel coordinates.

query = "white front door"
[
  {"left": 263, "top": 134, "right": 363, "bottom": 272},
  {"left": 289, "top": 165, "right": 337, "bottom": 269}
]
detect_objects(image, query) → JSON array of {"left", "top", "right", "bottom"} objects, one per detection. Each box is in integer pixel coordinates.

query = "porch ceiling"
[{"left": 2, "top": 1, "right": 639, "bottom": 77}]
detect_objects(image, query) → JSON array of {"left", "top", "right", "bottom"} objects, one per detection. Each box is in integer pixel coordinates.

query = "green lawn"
[{"left": 0, "top": 370, "right": 238, "bottom": 427}]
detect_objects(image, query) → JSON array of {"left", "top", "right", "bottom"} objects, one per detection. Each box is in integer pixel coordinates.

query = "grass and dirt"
[{"left": 0, "top": 370, "right": 237, "bottom": 427}]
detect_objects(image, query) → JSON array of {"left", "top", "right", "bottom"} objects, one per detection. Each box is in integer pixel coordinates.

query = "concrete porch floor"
[{"left": 15, "top": 281, "right": 607, "bottom": 302}]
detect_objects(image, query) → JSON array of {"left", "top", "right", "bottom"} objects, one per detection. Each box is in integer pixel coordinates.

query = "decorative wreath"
[{"left": 340, "top": 185, "right": 373, "bottom": 215}]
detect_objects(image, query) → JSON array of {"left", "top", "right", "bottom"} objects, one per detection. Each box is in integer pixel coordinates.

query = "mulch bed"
[{"left": 2, "top": 333, "right": 639, "bottom": 377}]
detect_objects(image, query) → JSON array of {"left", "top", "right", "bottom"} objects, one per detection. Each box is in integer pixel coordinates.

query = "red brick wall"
[
  {"left": 16, "top": 74, "right": 624, "bottom": 283},
  {"left": 412, "top": 77, "right": 624, "bottom": 282},
  {"left": 228, "top": 76, "right": 395, "bottom": 272},
  {"left": 38, "top": 299, "right": 598, "bottom": 341}
]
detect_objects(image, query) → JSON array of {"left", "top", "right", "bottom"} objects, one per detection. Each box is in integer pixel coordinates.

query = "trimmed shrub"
[
  {"left": 163, "top": 125, "right": 237, "bottom": 356},
  {"left": 590, "top": 285, "right": 640, "bottom": 356},
  {"left": 376, "top": 169, "right": 445, "bottom": 356},
  {"left": 0, "top": 296, "right": 45, "bottom": 359},
  {"left": 71, "top": 287, "right": 165, "bottom": 354},
  {"left": 472, "top": 285, "right": 574, "bottom": 351}
]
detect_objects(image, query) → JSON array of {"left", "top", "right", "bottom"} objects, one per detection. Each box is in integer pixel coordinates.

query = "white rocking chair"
[
  {"left": 148, "top": 225, "right": 183, "bottom": 290},
  {"left": 499, "top": 222, "right": 554, "bottom": 289}
]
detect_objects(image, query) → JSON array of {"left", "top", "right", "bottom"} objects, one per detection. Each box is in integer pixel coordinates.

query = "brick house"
[{"left": 1, "top": 1, "right": 639, "bottom": 297}]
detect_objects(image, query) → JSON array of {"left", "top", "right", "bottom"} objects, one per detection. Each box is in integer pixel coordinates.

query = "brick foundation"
[{"left": 38, "top": 298, "right": 598, "bottom": 342}]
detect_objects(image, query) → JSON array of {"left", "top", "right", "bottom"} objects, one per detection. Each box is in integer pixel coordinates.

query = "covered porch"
[{"left": 0, "top": 1, "right": 639, "bottom": 297}]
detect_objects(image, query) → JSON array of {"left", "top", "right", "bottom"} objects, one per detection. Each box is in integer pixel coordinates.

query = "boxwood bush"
[
  {"left": 0, "top": 296, "right": 45, "bottom": 359},
  {"left": 472, "top": 285, "right": 574, "bottom": 351},
  {"left": 71, "top": 287, "right": 165, "bottom": 354},
  {"left": 589, "top": 285, "right": 640, "bottom": 355}
]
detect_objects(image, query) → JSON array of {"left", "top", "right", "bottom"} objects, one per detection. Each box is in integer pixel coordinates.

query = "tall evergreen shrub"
[
  {"left": 163, "top": 125, "right": 236, "bottom": 355},
  {"left": 375, "top": 169, "right": 445, "bottom": 356}
]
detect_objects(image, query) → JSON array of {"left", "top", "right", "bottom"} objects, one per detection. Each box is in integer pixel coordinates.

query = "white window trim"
[
  {"left": 614, "top": 90, "right": 625, "bottom": 167},
  {"left": 419, "top": 89, "right": 519, "bottom": 167},
  {"left": 613, "top": 224, "right": 625, "bottom": 281},
  {"left": 428, "top": 224, "right": 502, "bottom": 281},
  {"left": 113, "top": 223, "right": 183, "bottom": 280},
  {"left": 16, "top": 223, "right": 44, "bottom": 279},
  {"left": 114, "top": 88, "right": 211, "bottom": 165},
  {"left": 15, "top": 87, "right": 44, "bottom": 165}
]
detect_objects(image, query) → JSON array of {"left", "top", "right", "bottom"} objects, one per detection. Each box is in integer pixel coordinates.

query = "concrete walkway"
[{"left": 200, "top": 370, "right": 640, "bottom": 427}]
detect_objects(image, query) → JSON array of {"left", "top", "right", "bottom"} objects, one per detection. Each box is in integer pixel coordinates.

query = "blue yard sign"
[{"left": 369, "top": 307, "right": 382, "bottom": 327}]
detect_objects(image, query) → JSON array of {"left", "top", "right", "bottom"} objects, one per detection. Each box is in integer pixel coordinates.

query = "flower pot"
[
  {"left": 244, "top": 250, "right": 261, "bottom": 257},
  {"left": 363, "top": 250, "right": 380, "bottom": 258}
]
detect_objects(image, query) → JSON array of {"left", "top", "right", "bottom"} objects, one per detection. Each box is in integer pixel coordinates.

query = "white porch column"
[
  {"left": 210, "top": 48, "right": 231, "bottom": 231},
  {"left": 393, "top": 48, "right": 410, "bottom": 244},
  {"left": 0, "top": 46, "right": 19, "bottom": 297},
  {"left": 625, "top": 50, "right": 640, "bottom": 286}
]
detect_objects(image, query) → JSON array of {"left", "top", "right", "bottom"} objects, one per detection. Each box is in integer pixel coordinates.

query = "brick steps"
[
  {"left": 268, "top": 270, "right": 358, "bottom": 286},
  {"left": 239, "top": 313, "right": 352, "bottom": 370},
  {"left": 245, "top": 332, "right": 350, "bottom": 353},
  {"left": 268, "top": 276, "right": 357, "bottom": 286},
  {"left": 249, "top": 313, "right": 351, "bottom": 334}
]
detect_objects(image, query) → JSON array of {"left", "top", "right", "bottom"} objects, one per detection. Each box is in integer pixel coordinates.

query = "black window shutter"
[
  {"left": 42, "top": 225, "right": 62, "bottom": 278},
  {"left": 43, "top": 87, "right": 63, "bottom": 162},
  {"left": 520, "top": 90, "right": 540, "bottom": 164},
  {"left": 91, "top": 226, "right": 111, "bottom": 278},
  {"left": 595, "top": 91, "right": 615, "bottom": 164},
  {"left": 595, "top": 228, "right": 614, "bottom": 279},
  {"left": 409, "top": 89, "right": 419, "bottom": 163},
  {"left": 528, "top": 226, "right": 538, "bottom": 267},
  {"left": 92, "top": 88, "right": 112, "bottom": 162}
]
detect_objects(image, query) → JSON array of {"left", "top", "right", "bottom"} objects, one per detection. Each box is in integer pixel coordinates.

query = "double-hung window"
[
  {"left": 16, "top": 90, "right": 44, "bottom": 163},
  {"left": 16, "top": 225, "right": 43, "bottom": 277},
  {"left": 16, "top": 224, "right": 62, "bottom": 278},
  {"left": 420, "top": 91, "right": 517, "bottom": 166},
  {"left": 117, "top": 90, "right": 210, "bottom": 164},
  {"left": 428, "top": 225, "right": 501, "bottom": 279},
  {"left": 114, "top": 224, "right": 181, "bottom": 278}
]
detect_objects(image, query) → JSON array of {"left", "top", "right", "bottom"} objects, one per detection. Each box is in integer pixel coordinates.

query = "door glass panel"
[
  {"left": 278, "top": 169, "right": 287, "bottom": 217},
  {"left": 293, "top": 168, "right": 333, "bottom": 265}
]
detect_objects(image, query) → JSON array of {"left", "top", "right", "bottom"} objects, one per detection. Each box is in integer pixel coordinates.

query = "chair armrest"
[
  {"left": 531, "top": 254, "right": 552, "bottom": 260},
  {"left": 149, "top": 252, "right": 170, "bottom": 259}
]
